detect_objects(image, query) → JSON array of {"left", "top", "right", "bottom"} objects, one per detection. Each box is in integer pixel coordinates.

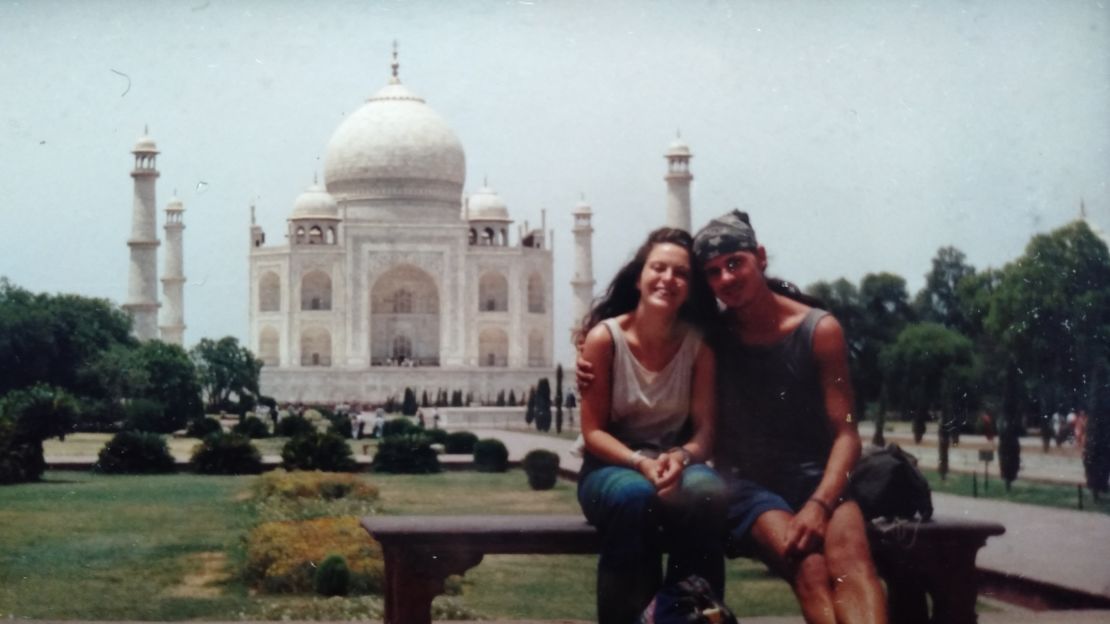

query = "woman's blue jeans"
[{"left": 578, "top": 463, "right": 727, "bottom": 624}]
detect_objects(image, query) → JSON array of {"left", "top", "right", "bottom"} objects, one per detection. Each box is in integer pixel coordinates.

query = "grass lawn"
[
  {"left": 924, "top": 469, "right": 1110, "bottom": 515},
  {"left": 0, "top": 471, "right": 256, "bottom": 619},
  {"left": 0, "top": 469, "right": 801, "bottom": 620}
]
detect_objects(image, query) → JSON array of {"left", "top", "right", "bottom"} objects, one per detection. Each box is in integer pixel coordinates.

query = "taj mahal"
[{"left": 122, "top": 49, "right": 694, "bottom": 404}]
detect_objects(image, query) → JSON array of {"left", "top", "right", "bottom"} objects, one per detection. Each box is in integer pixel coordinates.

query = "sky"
[{"left": 1, "top": 0, "right": 1107, "bottom": 366}]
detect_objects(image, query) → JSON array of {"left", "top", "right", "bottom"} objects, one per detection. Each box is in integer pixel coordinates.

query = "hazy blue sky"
[{"left": 2, "top": 0, "right": 1107, "bottom": 365}]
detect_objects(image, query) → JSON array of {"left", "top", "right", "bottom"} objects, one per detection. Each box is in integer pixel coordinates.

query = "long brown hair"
[{"left": 574, "top": 227, "right": 715, "bottom": 343}]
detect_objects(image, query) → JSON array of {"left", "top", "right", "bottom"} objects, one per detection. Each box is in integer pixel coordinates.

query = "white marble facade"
[{"left": 249, "top": 57, "right": 555, "bottom": 403}]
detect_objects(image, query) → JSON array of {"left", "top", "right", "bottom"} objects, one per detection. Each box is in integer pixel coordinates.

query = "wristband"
[
  {"left": 808, "top": 497, "right": 834, "bottom": 517},
  {"left": 629, "top": 450, "right": 646, "bottom": 469}
]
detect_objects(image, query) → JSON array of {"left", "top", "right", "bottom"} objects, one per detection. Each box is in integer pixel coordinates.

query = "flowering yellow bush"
[
  {"left": 245, "top": 516, "right": 384, "bottom": 594},
  {"left": 253, "top": 469, "right": 379, "bottom": 501}
]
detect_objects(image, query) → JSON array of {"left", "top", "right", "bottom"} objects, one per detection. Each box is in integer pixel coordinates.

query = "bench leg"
[
  {"left": 381, "top": 545, "right": 483, "bottom": 624},
  {"left": 872, "top": 534, "right": 988, "bottom": 624},
  {"left": 926, "top": 539, "right": 984, "bottom": 624}
]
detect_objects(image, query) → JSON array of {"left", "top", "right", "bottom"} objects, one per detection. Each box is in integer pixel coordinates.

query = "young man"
[{"left": 693, "top": 210, "right": 886, "bottom": 624}]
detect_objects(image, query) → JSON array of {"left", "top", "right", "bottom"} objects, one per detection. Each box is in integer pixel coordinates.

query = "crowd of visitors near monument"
[{"left": 575, "top": 211, "right": 887, "bottom": 624}]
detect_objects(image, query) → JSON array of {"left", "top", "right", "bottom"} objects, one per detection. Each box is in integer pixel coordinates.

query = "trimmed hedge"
[
  {"left": 281, "top": 431, "right": 357, "bottom": 472},
  {"left": 276, "top": 414, "right": 315, "bottom": 438},
  {"left": 381, "top": 417, "right": 420, "bottom": 438},
  {"left": 191, "top": 432, "right": 263, "bottom": 475},
  {"left": 522, "top": 448, "right": 560, "bottom": 490},
  {"left": 185, "top": 416, "right": 222, "bottom": 438},
  {"left": 444, "top": 431, "right": 478, "bottom": 454},
  {"left": 95, "top": 430, "right": 176, "bottom": 474},
  {"left": 371, "top": 434, "right": 440, "bottom": 474},
  {"left": 473, "top": 438, "right": 509, "bottom": 473},
  {"left": 233, "top": 415, "right": 271, "bottom": 439}
]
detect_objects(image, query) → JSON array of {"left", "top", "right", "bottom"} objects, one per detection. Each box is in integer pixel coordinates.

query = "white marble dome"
[
  {"left": 291, "top": 183, "right": 339, "bottom": 219},
  {"left": 323, "top": 79, "right": 466, "bottom": 204},
  {"left": 467, "top": 185, "right": 510, "bottom": 221}
]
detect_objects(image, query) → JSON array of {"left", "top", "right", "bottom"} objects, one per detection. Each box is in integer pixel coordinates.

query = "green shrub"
[
  {"left": 522, "top": 448, "right": 560, "bottom": 490},
  {"left": 276, "top": 414, "right": 315, "bottom": 438},
  {"left": 423, "top": 428, "right": 449, "bottom": 445},
  {"left": 0, "top": 415, "right": 43, "bottom": 484},
  {"left": 443, "top": 431, "right": 478, "bottom": 454},
  {"left": 281, "top": 431, "right": 357, "bottom": 472},
  {"left": 191, "top": 432, "right": 263, "bottom": 475},
  {"left": 473, "top": 438, "right": 509, "bottom": 472},
  {"left": 233, "top": 415, "right": 271, "bottom": 439},
  {"left": 381, "top": 417, "right": 419, "bottom": 438},
  {"left": 314, "top": 554, "right": 351, "bottom": 596},
  {"left": 95, "top": 430, "right": 176, "bottom": 474},
  {"left": 245, "top": 516, "right": 383, "bottom": 594},
  {"left": 253, "top": 469, "right": 379, "bottom": 501},
  {"left": 370, "top": 434, "right": 440, "bottom": 474},
  {"left": 185, "top": 416, "right": 222, "bottom": 438}
]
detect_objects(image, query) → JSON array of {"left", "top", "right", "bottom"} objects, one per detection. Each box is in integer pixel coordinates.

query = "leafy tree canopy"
[
  {"left": 985, "top": 220, "right": 1110, "bottom": 414},
  {"left": 190, "top": 337, "right": 261, "bottom": 412}
]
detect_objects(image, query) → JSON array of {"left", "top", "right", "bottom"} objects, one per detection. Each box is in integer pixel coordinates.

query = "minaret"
[
  {"left": 664, "top": 133, "right": 693, "bottom": 231},
  {"left": 123, "top": 127, "right": 161, "bottom": 341},
  {"left": 159, "top": 193, "right": 186, "bottom": 346},
  {"left": 571, "top": 196, "right": 595, "bottom": 335}
]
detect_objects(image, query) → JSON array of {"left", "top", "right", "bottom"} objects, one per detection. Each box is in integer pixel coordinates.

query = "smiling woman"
[{"left": 574, "top": 227, "right": 727, "bottom": 624}]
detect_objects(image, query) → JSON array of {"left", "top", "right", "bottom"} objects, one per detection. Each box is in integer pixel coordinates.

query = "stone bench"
[{"left": 361, "top": 514, "right": 1004, "bottom": 624}]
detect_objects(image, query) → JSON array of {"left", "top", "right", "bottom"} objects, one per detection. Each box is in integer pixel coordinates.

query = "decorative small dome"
[
  {"left": 323, "top": 75, "right": 465, "bottom": 205},
  {"left": 665, "top": 137, "right": 691, "bottom": 158},
  {"left": 133, "top": 131, "right": 158, "bottom": 153},
  {"left": 291, "top": 183, "right": 339, "bottom": 220},
  {"left": 166, "top": 195, "right": 184, "bottom": 212},
  {"left": 467, "top": 185, "right": 510, "bottom": 221},
  {"left": 573, "top": 198, "right": 592, "bottom": 215}
]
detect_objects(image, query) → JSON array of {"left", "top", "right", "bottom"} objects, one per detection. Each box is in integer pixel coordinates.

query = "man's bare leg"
[
  {"left": 823, "top": 501, "right": 888, "bottom": 624},
  {"left": 750, "top": 510, "right": 836, "bottom": 624}
]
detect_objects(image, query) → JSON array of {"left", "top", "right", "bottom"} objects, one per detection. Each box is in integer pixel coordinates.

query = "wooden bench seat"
[{"left": 361, "top": 514, "right": 1003, "bottom": 624}]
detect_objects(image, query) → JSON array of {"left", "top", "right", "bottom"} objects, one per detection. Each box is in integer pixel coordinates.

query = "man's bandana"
[{"left": 693, "top": 209, "right": 758, "bottom": 266}]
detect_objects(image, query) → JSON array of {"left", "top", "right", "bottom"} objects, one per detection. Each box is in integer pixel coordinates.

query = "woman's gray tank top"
[{"left": 602, "top": 318, "right": 702, "bottom": 450}]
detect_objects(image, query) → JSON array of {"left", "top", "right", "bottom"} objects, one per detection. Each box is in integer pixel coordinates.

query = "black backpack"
[
  {"left": 848, "top": 444, "right": 933, "bottom": 522},
  {"left": 638, "top": 575, "right": 739, "bottom": 624}
]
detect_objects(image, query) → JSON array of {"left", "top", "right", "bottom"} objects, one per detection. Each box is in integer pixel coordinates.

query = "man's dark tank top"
[{"left": 713, "top": 308, "right": 833, "bottom": 486}]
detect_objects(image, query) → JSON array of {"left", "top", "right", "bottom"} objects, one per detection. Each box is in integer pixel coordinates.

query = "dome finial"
[
  {"left": 144, "top": 123, "right": 149, "bottom": 135},
  {"left": 483, "top": 174, "right": 488, "bottom": 187},
  {"left": 390, "top": 40, "right": 400, "bottom": 84},
  {"left": 313, "top": 171, "right": 318, "bottom": 185}
]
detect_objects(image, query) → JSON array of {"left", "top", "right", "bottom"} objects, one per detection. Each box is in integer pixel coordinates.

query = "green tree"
[
  {"left": 985, "top": 221, "right": 1110, "bottom": 425},
  {"left": 131, "top": 341, "right": 203, "bottom": 431},
  {"left": 401, "top": 388, "right": 417, "bottom": 416},
  {"left": 881, "top": 323, "right": 979, "bottom": 459},
  {"left": 914, "top": 246, "right": 976, "bottom": 333},
  {"left": 0, "top": 280, "right": 134, "bottom": 398},
  {"left": 1084, "top": 362, "right": 1110, "bottom": 498},
  {"left": 555, "top": 364, "right": 564, "bottom": 434},
  {"left": 190, "top": 337, "right": 261, "bottom": 413},
  {"left": 535, "top": 378, "right": 553, "bottom": 432},
  {"left": 0, "top": 384, "right": 78, "bottom": 483},
  {"left": 998, "top": 364, "right": 1023, "bottom": 489}
]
